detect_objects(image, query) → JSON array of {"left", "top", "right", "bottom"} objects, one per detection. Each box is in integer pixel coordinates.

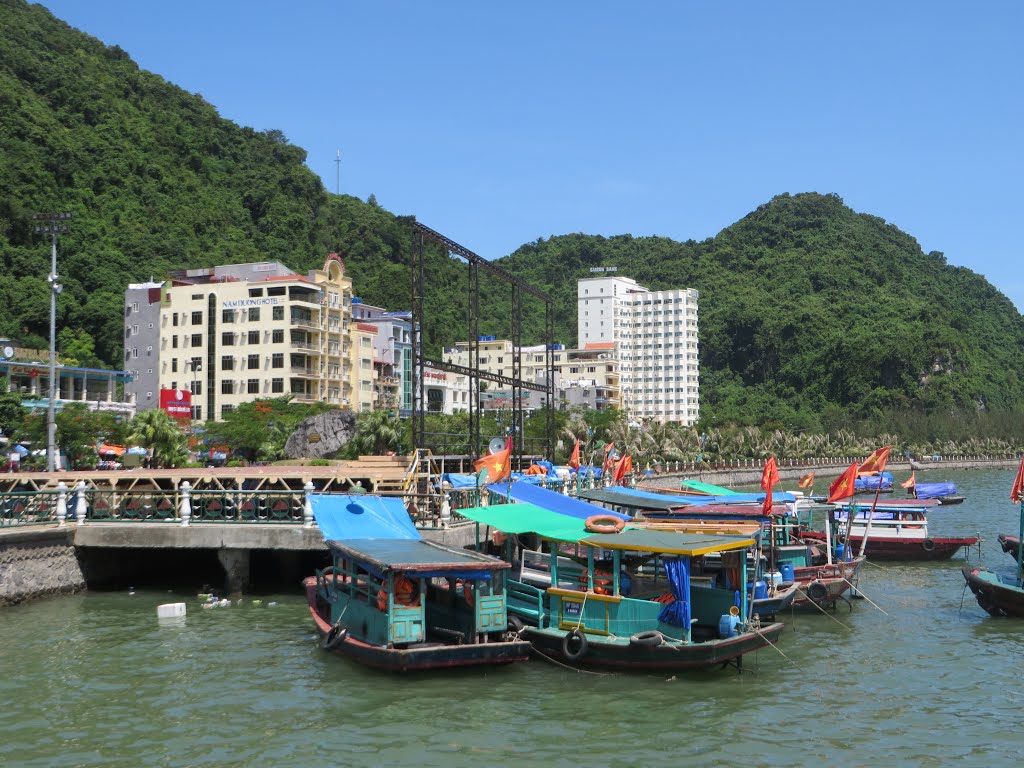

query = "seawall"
[{"left": 0, "top": 528, "right": 85, "bottom": 607}]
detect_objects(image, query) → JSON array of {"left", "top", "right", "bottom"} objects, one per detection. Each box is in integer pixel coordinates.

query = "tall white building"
[{"left": 577, "top": 275, "right": 699, "bottom": 424}]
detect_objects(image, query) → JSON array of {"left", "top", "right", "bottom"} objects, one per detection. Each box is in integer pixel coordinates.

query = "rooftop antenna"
[{"left": 335, "top": 149, "right": 341, "bottom": 195}]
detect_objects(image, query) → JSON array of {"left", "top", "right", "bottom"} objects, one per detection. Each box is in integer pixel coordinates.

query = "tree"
[
  {"left": 0, "top": 378, "right": 23, "bottom": 438},
  {"left": 126, "top": 409, "right": 187, "bottom": 468},
  {"left": 205, "top": 397, "right": 332, "bottom": 461},
  {"left": 341, "top": 410, "right": 405, "bottom": 458}
]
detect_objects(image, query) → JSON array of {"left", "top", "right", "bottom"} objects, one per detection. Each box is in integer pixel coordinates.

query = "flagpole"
[
  {"left": 857, "top": 473, "right": 885, "bottom": 559},
  {"left": 1017, "top": 499, "right": 1023, "bottom": 586}
]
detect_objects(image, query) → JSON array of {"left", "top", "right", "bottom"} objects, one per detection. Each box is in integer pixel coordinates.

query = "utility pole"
[
  {"left": 33, "top": 212, "right": 72, "bottom": 472},
  {"left": 335, "top": 149, "right": 341, "bottom": 195}
]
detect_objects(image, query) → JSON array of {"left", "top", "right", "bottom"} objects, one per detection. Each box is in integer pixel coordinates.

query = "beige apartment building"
[{"left": 125, "top": 256, "right": 375, "bottom": 420}]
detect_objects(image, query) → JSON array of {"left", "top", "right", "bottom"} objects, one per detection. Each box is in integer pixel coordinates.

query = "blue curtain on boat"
[{"left": 657, "top": 558, "right": 691, "bottom": 628}]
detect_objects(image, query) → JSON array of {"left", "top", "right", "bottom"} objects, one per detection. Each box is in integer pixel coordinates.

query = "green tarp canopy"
[
  {"left": 679, "top": 479, "right": 740, "bottom": 496},
  {"left": 456, "top": 503, "right": 590, "bottom": 542},
  {"left": 457, "top": 504, "right": 755, "bottom": 555}
]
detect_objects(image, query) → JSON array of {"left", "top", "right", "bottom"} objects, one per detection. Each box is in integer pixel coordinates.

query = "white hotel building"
[{"left": 578, "top": 274, "right": 699, "bottom": 424}]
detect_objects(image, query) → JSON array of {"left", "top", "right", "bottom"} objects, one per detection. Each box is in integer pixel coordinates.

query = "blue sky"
[{"left": 37, "top": 1, "right": 1024, "bottom": 311}]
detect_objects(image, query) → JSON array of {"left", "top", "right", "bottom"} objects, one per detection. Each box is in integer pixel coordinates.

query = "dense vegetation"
[{"left": 3, "top": 0, "right": 1024, "bottom": 437}]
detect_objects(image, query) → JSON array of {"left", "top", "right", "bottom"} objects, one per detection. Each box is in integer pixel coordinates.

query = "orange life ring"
[{"left": 585, "top": 514, "right": 625, "bottom": 534}]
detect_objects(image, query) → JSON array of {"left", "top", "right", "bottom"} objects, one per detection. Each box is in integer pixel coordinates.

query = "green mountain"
[{"left": 3, "top": 0, "right": 1023, "bottom": 429}]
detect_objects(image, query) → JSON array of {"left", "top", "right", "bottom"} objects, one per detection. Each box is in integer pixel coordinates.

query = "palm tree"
[
  {"left": 126, "top": 409, "right": 187, "bottom": 468},
  {"left": 345, "top": 410, "right": 405, "bottom": 457}
]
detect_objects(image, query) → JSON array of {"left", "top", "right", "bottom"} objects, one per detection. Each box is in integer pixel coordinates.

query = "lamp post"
[
  {"left": 187, "top": 358, "right": 202, "bottom": 420},
  {"left": 33, "top": 212, "right": 71, "bottom": 472}
]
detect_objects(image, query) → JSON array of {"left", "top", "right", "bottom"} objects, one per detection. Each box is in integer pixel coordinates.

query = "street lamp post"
[
  {"left": 187, "top": 358, "right": 202, "bottom": 420},
  {"left": 33, "top": 212, "right": 71, "bottom": 472}
]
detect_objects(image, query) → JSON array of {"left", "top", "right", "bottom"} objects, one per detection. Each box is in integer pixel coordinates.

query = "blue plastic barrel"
[
  {"left": 835, "top": 544, "right": 846, "bottom": 561},
  {"left": 718, "top": 614, "right": 740, "bottom": 638},
  {"left": 780, "top": 563, "right": 795, "bottom": 583},
  {"left": 747, "top": 581, "right": 768, "bottom": 600}
]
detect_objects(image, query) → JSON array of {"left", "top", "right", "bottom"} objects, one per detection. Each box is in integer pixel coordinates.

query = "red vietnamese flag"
[
  {"left": 761, "top": 456, "right": 780, "bottom": 515},
  {"left": 858, "top": 446, "right": 892, "bottom": 476},
  {"left": 613, "top": 454, "right": 633, "bottom": 485},
  {"left": 473, "top": 436, "right": 512, "bottom": 483},
  {"left": 568, "top": 439, "right": 581, "bottom": 471},
  {"left": 1011, "top": 455, "right": 1024, "bottom": 504},
  {"left": 798, "top": 472, "right": 815, "bottom": 489},
  {"left": 828, "top": 462, "right": 860, "bottom": 503},
  {"left": 901, "top": 472, "right": 916, "bottom": 489},
  {"left": 601, "top": 442, "right": 616, "bottom": 477}
]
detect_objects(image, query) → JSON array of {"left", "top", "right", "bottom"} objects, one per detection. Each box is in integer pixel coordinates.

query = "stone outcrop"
[{"left": 283, "top": 410, "right": 357, "bottom": 459}]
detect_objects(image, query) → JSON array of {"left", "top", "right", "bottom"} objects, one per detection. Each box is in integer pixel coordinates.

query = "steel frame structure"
[{"left": 411, "top": 221, "right": 555, "bottom": 467}]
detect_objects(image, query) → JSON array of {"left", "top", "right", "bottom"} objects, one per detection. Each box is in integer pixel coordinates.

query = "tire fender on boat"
[
  {"left": 922, "top": 538, "right": 936, "bottom": 552},
  {"left": 562, "top": 628, "right": 589, "bottom": 661},
  {"left": 629, "top": 630, "right": 664, "bottom": 648},
  {"left": 807, "top": 581, "right": 828, "bottom": 602},
  {"left": 322, "top": 624, "right": 349, "bottom": 651},
  {"left": 507, "top": 614, "right": 525, "bottom": 634}
]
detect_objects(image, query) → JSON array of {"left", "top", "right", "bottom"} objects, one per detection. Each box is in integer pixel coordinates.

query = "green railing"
[
  {"left": 188, "top": 491, "right": 305, "bottom": 523},
  {"left": 0, "top": 491, "right": 59, "bottom": 527}
]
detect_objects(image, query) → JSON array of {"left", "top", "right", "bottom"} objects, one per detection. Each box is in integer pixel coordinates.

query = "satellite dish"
[
  {"left": 1, "top": 346, "right": 12, "bottom": 359},
  {"left": 476, "top": 467, "right": 489, "bottom": 487},
  {"left": 488, "top": 436, "right": 506, "bottom": 455}
]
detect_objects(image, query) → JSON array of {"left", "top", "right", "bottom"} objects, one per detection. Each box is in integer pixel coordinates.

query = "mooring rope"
[
  {"left": 528, "top": 644, "right": 612, "bottom": 676},
  {"left": 795, "top": 588, "right": 853, "bottom": 630},
  {"left": 841, "top": 578, "right": 888, "bottom": 615}
]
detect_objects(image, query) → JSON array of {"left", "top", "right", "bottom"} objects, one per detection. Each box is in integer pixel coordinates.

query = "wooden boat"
[
  {"left": 801, "top": 503, "right": 978, "bottom": 561},
  {"left": 998, "top": 534, "right": 1023, "bottom": 563},
  {"left": 305, "top": 494, "right": 530, "bottom": 672},
  {"left": 911, "top": 481, "right": 964, "bottom": 505},
  {"left": 457, "top": 499, "right": 785, "bottom": 672},
  {"left": 961, "top": 565, "right": 1024, "bottom": 617}
]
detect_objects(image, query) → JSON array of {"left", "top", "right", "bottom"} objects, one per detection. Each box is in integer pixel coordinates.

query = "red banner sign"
[{"left": 160, "top": 388, "right": 192, "bottom": 422}]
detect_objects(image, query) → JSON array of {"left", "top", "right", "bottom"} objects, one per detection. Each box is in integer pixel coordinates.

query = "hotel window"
[
  {"left": 248, "top": 307, "right": 260, "bottom": 322},
  {"left": 171, "top": 359, "right": 178, "bottom": 373},
  {"left": 191, "top": 311, "right": 203, "bottom": 325},
  {"left": 221, "top": 405, "right": 234, "bottom": 417},
  {"left": 190, "top": 381, "right": 203, "bottom": 396},
  {"left": 272, "top": 353, "right": 284, "bottom": 369},
  {"left": 172, "top": 336, "right": 179, "bottom": 348},
  {"left": 172, "top": 314, "right": 178, "bottom": 327},
  {"left": 273, "top": 306, "right": 284, "bottom": 321},
  {"left": 222, "top": 310, "right": 236, "bottom": 323},
  {"left": 247, "top": 379, "right": 259, "bottom": 394},
  {"left": 249, "top": 288, "right": 264, "bottom": 298},
  {"left": 222, "top": 355, "right": 234, "bottom": 371},
  {"left": 248, "top": 330, "right": 259, "bottom": 345},
  {"left": 271, "top": 378, "right": 284, "bottom": 393},
  {"left": 272, "top": 329, "right": 284, "bottom": 343},
  {"left": 191, "top": 293, "right": 202, "bottom": 300},
  {"left": 191, "top": 334, "right": 202, "bottom": 347},
  {"left": 221, "top": 380, "right": 234, "bottom": 395},
  {"left": 248, "top": 354, "right": 260, "bottom": 370}
]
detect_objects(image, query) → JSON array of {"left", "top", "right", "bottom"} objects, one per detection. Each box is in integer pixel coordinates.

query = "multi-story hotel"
[
  {"left": 578, "top": 274, "right": 699, "bottom": 424},
  {"left": 124, "top": 255, "right": 375, "bottom": 420},
  {"left": 350, "top": 300, "right": 414, "bottom": 416}
]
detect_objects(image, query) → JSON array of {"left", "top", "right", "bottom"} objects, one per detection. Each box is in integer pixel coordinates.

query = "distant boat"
[
  {"left": 911, "top": 481, "right": 965, "bottom": 505},
  {"left": 801, "top": 500, "right": 978, "bottom": 560}
]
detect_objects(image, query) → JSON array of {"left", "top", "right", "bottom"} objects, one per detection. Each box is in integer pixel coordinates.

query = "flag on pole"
[
  {"left": 613, "top": 454, "right": 633, "bottom": 485},
  {"left": 798, "top": 472, "right": 815, "bottom": 489},
  {"left": 473, "top": 436, "right": 512, "bottom": 483},
  {"left": 761, "top": 456, "right": 780, "bottom": 515},
  {"left": 828, "top": 462, "right": 860, "bottom": 503},
  {"left": 858, "top": 446, "right": 892, "bottom": 476},
  {"left": 1011, "top": 455, "right": 1024, "bottom": 504},
  {"left": 568, "top": 439, "right": 581, "bottom": 471},
  {"left": 901, "top": 472, "right": 916, "bottom": 489}
]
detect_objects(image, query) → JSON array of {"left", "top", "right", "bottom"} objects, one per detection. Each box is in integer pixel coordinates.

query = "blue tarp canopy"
[
  {"left": 309, "top": 494, "right": 421, "bottom": 542},
  {"left": 441, "top": 473, "right": 478, "bottom": 488},
  {"left": 611, "top": 487, "right": 797, "bottom": 506},
  {"left": 486, "top": 481, "right": 629, "bottom": 521},
  {"left": 914, "top": 482, "right": 957, "bottom": 499},
  {"left": 855, "top": 472, "right": 893, "bottom": 491}
]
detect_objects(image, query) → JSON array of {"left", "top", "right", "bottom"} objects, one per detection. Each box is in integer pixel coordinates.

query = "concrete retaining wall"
[{"left": 0, "top": 528, "right": 85, "bottom": 607}]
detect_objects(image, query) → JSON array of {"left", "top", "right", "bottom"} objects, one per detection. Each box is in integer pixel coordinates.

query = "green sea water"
[{"left": 2, "top": 468, "right": 1024, "bottom": 767}]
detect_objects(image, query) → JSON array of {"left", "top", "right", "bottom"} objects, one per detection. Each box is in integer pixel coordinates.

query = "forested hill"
[
  {"left": 495, "top": 193, "right": 1024, "bottom": 426},
  {"left": 3, "top": 1, "right": 1024, "bottom": 428},
  {"left": 0, "top": 0, "right": 461, "bottom": 366}
]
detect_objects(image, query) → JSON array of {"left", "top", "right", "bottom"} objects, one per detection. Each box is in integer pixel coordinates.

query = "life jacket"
[
  {"left": 377, "top": 574, "right": 420, "bottom": 611},
  {"left": 578, "top": 568, "right": 613, "bottom": 595}
]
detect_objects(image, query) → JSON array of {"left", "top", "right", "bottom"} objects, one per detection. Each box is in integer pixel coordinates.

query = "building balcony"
[
  {"left": 288, "top": 392, "right": 317, "bottom": 404},
  {"left": 290, "top": 366, "right": 320, "bottom": 378},
  {"left": 290, "top": 339, "right": 319, "bottom": 351},
  {"left": 290, "top": 317, "right": 321, "bottom": 331}
]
